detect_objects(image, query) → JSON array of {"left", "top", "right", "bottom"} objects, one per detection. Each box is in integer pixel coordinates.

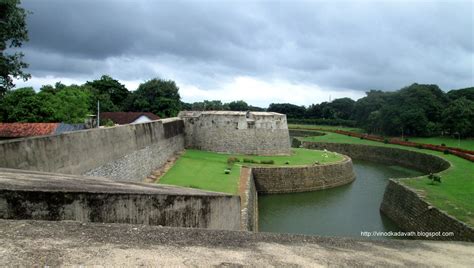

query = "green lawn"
[
  {"left": 405, "top": 137, "right": 474, "bottom": 151},
  {"left": 159, "top": 148, "right": 343, "bottom": 194},
  {"left": 301, "top": 131, "right": 474, "bottom": 226},
  {"left": 288, "top": 124, "right": 365, "bottom": 133}
]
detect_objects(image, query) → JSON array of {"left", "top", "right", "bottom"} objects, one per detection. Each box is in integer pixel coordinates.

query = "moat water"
[{"left": 258, "top": 160, "right": 423, "bottom": 239}]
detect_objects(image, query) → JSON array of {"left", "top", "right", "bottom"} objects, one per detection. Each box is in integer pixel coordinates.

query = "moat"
[{"left": 259, "top": 160, "right": 423, "bottom": 238}]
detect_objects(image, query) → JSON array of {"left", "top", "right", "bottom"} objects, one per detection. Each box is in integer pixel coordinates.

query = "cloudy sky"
[{"left": 13, "top": 0, "right": 474, "bottom": 107}]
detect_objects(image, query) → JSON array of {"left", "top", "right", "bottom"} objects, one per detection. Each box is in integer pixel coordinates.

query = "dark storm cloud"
[{"left": 20, "top": 0, "right": 473, "bottom": 93}]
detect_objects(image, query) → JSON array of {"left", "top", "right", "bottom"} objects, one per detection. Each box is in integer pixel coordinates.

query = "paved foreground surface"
[{"left": 0, "top": 219, "right": 472, "bottom": 267}]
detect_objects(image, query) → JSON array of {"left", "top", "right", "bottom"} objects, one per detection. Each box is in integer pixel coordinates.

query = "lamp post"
[{"left": 97, "top": 100, "right": 100, "bottom": 128}]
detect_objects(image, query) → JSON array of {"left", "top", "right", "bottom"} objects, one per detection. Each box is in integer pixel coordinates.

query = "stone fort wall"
[
  {"left": 0, "top": 118, "right": 185, "bottom": 181},
  {"left": 179, "top": 111, "right": 291, "bottom": 155}
]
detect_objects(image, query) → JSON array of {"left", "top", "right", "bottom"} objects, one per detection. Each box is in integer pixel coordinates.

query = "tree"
[
  {"left": 128, "top": 78, "right": 181, "bottom": 117},
  {"left": 442, "top": 97, "right": 474, "bottom": 137},
  {"left": 41, "top": 85, "right": 91, "bottom": 123},
  {"left": 267, "top": 103, "right": 306, "bottom": 118},
  {"left": 85, "top": 75, "right": 130, "bottom": 111},
  {"left": 0, "top": 87, "right": 44, "bottom": 122},
  {"left": 0, "top": 0, "right": 30, "bottom": 97},
  {"left": 227, "top": 100, "right": 248, "bottom": 111}
]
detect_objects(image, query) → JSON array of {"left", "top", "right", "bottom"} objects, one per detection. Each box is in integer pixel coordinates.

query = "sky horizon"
[{"left": 12, "top": 0, "right": 474, "bottom": 107}]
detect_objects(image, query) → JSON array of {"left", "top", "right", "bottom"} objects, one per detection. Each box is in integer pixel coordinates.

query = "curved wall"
[
  {"left": 252, "top": 156, "right": 355, "bottom": 194},
  {"left": 301, "top": 142, "right": 450, "bottom": 173}
]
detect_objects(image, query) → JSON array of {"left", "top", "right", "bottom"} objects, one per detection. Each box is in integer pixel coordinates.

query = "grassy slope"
[
  {"left": 303, "top": 132, "right": 474, "bottom": 226},
  {"left": 406, "top": 137, "right": 474, "bottom": 151},
  {"left": 288, "top": 124, "right": 365, "bottom": 133},
  {"left": 159, "top": 148, "right": 343, "bottom": 195}
]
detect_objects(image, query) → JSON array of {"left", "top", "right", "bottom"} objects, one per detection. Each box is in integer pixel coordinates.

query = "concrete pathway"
[{"left": 0, "top": 219, "right": 472, "bottom": 267}]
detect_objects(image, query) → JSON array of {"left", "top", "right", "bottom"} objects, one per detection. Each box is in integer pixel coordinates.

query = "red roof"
[
  {"left": 100, "top": 112, "right": 160, "bottom": 125},
  {"left": 0, "top": 123, "right": 59, "bottom": 138}
]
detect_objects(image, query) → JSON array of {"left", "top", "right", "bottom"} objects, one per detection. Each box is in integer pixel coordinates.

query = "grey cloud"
[{"left": 20, "top": 0, "right": 473, "bottom": 92}]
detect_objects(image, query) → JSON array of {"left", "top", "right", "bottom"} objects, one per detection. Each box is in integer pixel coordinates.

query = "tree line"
[
  {"left": 2, "top": 78, "right": 472, "bottom": 137},
  {"left": 267, "top": 84, "right": 474, "bottom": 137}
]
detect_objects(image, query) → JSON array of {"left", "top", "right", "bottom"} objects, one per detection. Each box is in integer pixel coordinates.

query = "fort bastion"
[{"left": 178, "top": 111, "right": 291, "bottom": 155}]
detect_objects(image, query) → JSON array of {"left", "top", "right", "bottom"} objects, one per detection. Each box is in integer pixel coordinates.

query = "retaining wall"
[
  {"left": 380, "top": 180, "right": 474, "bottom": 241},
  {"left": 252, "top": 155, "right": 355, "bottom": 194},
  {"left": 0, "top": 118, "right": 185, "bottom": 181},
  {"left": 301, "top": 142, "right": 449, "bottom": 173},
  {"left": 239, "top": 167, "right": 258, "bottom": 231}
]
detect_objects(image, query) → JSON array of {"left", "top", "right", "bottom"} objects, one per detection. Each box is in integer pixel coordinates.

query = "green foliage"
[
  {"left": 0, "top": 87, "right": 45, "bottom": 122},
  {"left": 227, "top": 157, "right": 240, "bottom": 164},
  {"left": 0, "top": 0, "right": 30, "bottom": 96},
  {"left": 102, "top": 118, "right": 115, "bottom": 127},
  {"left": 128, "top": 78, "right": 181, "bottom": 117},
  {"left": 243, "top": 158, "right": 257, "bottom": 163},
  {"left": 85, "top": 75, "right": 130, "bottom": 112},
  {"left": 224, "top": 169, "right": 231, "bottom": 174},
  {"left": 268, "top": 103, "right": 306, "bottom": 118},
  {"left": 0, "top": 85, "right": 91, "bottom": 123},
  {"left": 383, "top": 138, "right": 389, "bottom": 144},
  {"left": 441, "top": 97, "right": 474, "bottom": 137},
  {"left": 428, "top": 173, "right": 442, "bottom": 184},
  {"left": 260, "top": 159, "right": 274, "bottom": 164},
  {"left": 443, "top": 149, "right": 450, "bottom": 155},
  {"left": 227, "top": 100, "right": 249, "bottom": 111}
]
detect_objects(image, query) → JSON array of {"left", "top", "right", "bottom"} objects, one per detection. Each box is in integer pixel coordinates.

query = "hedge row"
[{"left": 287, "top": 118, "right": 357, "bottom": 127}]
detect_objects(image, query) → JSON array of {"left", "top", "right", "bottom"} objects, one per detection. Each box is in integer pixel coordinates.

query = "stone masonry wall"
[
  {"left": 179, "top": 111, "right": 291, "bottom": 155},
  {"left": 252, "top": 155, "right": 355, "bottom": 194},
  {"left": 238, "top": 167, "right": 258, "bottom": 231},
  {"left": 0, "top": 118, "right": 185, "bottom": 181},
  {"left": 302, "top": 142, "right": 449, "bottom": 173},
  {"left": 380, "top": 180, "right": 474, "bottom": 241}
]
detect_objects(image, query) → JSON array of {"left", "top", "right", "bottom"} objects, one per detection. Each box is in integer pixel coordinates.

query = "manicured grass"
[
  {"left": 405, "top": 136, "right": 474, "bottom": 151},
  {"left": 302, "top": 131, "right": 474, "bottom": 226},
  {"left": 288, "top": 124, "right": 365, "bottom": 133},
  {"left": 159, "top": 148, "right": 343, "bottom": 194}
]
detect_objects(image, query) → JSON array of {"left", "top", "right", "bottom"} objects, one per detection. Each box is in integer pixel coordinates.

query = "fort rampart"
[{"left": 0, "top": 118, "right": 185, "bottom": 181}]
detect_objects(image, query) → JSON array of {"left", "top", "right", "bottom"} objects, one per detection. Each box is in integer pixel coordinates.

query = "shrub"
[
  {"left": 243, "top": 158, "right": 256, "bottom": 163},
  {"left": 441, "top": 143, "right": 446, "bottom": 147},
  {"left": 417, "top": 144, "right": 423, "bottom": 149},
  {"left": 313, "top": 161, "right": 320, "bottom": 165},
  {"left": 224, "top": 169, "right": 231, "bottom": 174},
  {"left": 260, "top": 160, "right": 274, "bottom": 165},
  {"left": 285, "top": 161, "right": 290, "bottom": 165},
  {"left": 227, "top": 157, "right": 240, "bottom": 164},
  {"left": 404, "top": 138, "right": 409, "bottom": 142},
  {"left": 443, "top": 149, "right": 450, "bottom": 155},
  {"left": 360, "top": 136, "right": 364, "bottom": 140},
  {"left": 383, "top": 138, "right": 389, "bottom": 144},
  {"left": 428, "top": 173, "right": 441, "bottom": 184}
]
